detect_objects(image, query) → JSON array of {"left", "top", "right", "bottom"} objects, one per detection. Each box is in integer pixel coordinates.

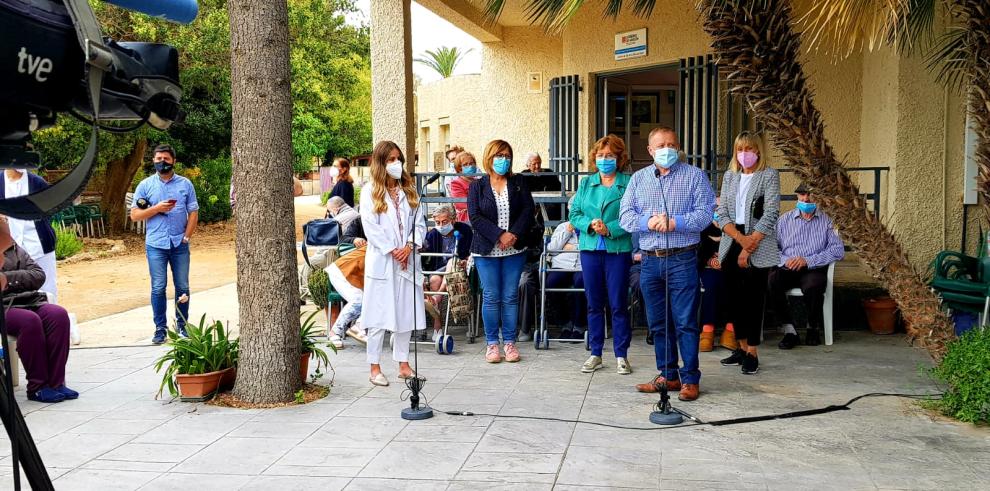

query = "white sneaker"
[
  {"left": 616, "top": 357, "right": 632, "bottom": 375},
  {"left": 329, "top": 334, "right": 344, "bottom": 349},
  {"left": 346, "top": 326, "right": 367, "bottom": 345},
  {"left": 581, "top": 355, "right": 603, "bottom": 373}
]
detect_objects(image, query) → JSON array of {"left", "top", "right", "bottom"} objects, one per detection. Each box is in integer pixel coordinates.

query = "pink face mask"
[{"left": 737, "top": 151, "right": 759, "bottom": 169}]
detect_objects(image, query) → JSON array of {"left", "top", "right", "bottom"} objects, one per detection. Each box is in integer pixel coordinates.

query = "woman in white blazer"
[
  {"left": 715, "top": 131, "right": 780, "bottom": 375},
  {"left": 359, "top": 141, "right": 427, "bottom": 387}
]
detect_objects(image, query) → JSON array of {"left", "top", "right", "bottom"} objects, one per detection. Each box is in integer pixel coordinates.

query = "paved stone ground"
[{"left": 0, "top": 330, "right": 986, "bottom": 490}]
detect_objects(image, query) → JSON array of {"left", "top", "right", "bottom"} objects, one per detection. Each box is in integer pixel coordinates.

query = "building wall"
[{"left": 415, "top": 74, "right": 485, "bottom": 172}]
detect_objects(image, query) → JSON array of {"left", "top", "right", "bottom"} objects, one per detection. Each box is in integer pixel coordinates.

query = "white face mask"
[
  {"left": 329, "top": 167, "right": 340, "bottom": 178},
  {"left": 385, "top": 161, "right": 403, "bottom": 179}
]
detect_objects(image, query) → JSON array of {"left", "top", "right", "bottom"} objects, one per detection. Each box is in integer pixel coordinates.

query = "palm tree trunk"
[
  {"left": 229, "top": 0, "right": 302, "bottom": 403},
  {"left": 698, "top": 0, "right": 954, "bottom": 358},
  {"left": 949, "top": 1, "right": 990, "bottom": 225}
]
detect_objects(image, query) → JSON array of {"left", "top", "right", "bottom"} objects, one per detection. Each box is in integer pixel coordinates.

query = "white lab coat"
[{"left": 359, "top": 184, "right": 426, "bottom": 333}]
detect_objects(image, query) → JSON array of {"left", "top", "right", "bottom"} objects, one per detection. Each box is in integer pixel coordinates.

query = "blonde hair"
[
  {"left": 453, "top": 151, "right": 476, "bottom": 173},
  {"left": 370, "top": 140, "right": 419, "bottom": 214},
  {"left": 588, "top": 134, "right": 630, "bottom": 173},
  {"left": 481, "top": 140, "right": 513, "bottom": 177},
  {"left": 728, "top": 131, "right": 770, "bottom": 173},
  {"left": 333, "top": 157, "right": 353, "bottom": 183}
]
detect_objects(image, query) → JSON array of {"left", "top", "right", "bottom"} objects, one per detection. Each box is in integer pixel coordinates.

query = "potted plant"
[
  {"left": 154, "top": 315, "right": 238, "bottom": 401},
  {"left": 300, "top": 311, "right": 335, "bottom": 383}
]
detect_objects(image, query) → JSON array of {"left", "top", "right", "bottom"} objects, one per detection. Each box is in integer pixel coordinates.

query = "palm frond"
[
  {"left": 927, "top": 27, "right": 970, "bottom": 90},
  {"left": 414, "top": 46, "right": 474, "bottom": 78},
  {"left": 793, "top": 0, "right": 937, "bottom": 57}
]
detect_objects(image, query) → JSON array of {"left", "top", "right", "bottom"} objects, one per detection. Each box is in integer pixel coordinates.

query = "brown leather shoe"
[
  {"left": 719, "top": 327, "right": 739, "bottom": 351},
  {"left": 678, "top": 384, "right": 700, "bottom": 401},
  {"left": 699, "top": 331, "right": 715, "bottom": 352},
  {"left": 635, "top": 375, "right": 682, "bottom": 393}
]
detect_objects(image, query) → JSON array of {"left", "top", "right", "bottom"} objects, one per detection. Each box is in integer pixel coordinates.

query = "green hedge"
[
  {"left": 54, "top": 224, "right": 83, "bottom": 260},
  {"left": 177, "top": 155, "right": 232, "bottom": 224},
  {"left": 929, "top": 327, "right": 990, "bottom": 424}
]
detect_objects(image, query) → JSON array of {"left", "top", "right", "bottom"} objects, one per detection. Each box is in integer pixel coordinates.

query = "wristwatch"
[{"left": 182, "top": 236, "right": 190, "bottom": 244}]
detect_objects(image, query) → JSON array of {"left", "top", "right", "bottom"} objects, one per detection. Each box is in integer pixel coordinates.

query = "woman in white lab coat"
[{"left": 359, "top": 140, "right": 427, "bottom": 387}]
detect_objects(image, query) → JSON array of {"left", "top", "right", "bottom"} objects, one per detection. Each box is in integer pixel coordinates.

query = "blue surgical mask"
[
  {"left": 462, "top": 165, "right": 476, "bottom": 175},
  {"left": 596, "top": 157, "right": 617, "bottom": 175},
  {"left": 653, "top": 148, "right": 679, "bottom": 169},
  {"left": 493, "top": 157, "right": 511, "bottom": 176},
  {"left": 796, "top": 201, "right": 817, "bottom": 214},
  {"left": 436, "top": 223, "right": 453, "bottom": 235}
]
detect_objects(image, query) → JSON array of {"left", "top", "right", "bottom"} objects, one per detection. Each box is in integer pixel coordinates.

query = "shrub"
[
  {"left": 929, "top": 327, "right": 990, "bottom": 424},
  {"left": 308, "top": 269, "right": 330, "bottom": 310},
  {"left": 320, "top": 191, "right": 332, "bottom": 206},
  {"left": 176, "top": 155, "right": 232, "bottom": 224},
  {"left": 54, "top": 224, "right": 83, "bottom": 260},
  {"left": 153, "top": 314, "right": 238, "bottom": 399}
]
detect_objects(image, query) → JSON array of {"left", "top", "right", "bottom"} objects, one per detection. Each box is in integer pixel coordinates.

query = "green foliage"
[
  {"left": 308, "top": 269, "right": 331, "bottom": 310},
  {"left": 294, "top": 390, "right": 305, "bottom": 403},
  {"left": 153, "top": 314, "right": 239, "bottom": 399},
  {"left": 53, "top": 224, "right": 83, "bottom": 260},
  {"left": 176, "top": 155, "right": 232, "bottom": 224},
  {"left": 320, "top": 191, "right": 332, "bottom": 206},
  {"left": 300, "top": 311, "right": 336, "bottom": 383},
  {"left": 929, "top": 327, "right": 990, "bottom": 424},
  {"left": 414, "top": 46, "right": 473, "bottom": 78}
]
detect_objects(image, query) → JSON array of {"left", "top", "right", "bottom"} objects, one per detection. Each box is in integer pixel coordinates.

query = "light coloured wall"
[
  {"left": 415, "top": 74, "right": 486, "bottom": 172},
  {"left": 370, "top": 0, "right": 416, "bottom": 170},
  {"left": 480, "top": 27, "right": 564, "bottom": 171}
]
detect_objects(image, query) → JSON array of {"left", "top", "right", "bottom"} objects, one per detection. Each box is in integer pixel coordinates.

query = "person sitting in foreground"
[
  {"left": 326, "top": 196, "right": 360, "bottom": 232},
  {"left": 0, "top": 217, "right": 76, "bottom": 403},
  {"left": 422, "top": 205, "right": 472, "bottom": 340},
  {"left": 325, "top": 244, "right": 368, "bottom": 348},
  {"left": 769, "top": 184, "right": 845, "bottom": 348}
]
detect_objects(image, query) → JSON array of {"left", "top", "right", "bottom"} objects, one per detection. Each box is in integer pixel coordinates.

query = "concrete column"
[{"left": 371, "top": 0, "right": 416, "bottom": 171}]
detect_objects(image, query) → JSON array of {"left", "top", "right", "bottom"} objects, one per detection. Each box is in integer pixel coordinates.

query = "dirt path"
[{"left": 59, "top": 196, "right": 327, "bottom": 323}]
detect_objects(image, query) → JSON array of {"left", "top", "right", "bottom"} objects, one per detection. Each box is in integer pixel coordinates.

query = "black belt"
[{"left": 645, "top": 244, "right": 699, "bottom": 258}]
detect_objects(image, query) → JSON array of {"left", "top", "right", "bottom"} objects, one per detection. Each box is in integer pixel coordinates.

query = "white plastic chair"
[{"left": 784, "top": 262, "right": 836, "bottom": 345}]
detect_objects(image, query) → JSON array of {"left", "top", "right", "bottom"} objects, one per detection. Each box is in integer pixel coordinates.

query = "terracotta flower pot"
[
  {"left": 219, "top": 367, "right": 236, "bottom": 392},
  {"left": 863, "top": 297, "right": 898, "bottom": 335},
  {"left": 176, "top": 369, "right": 224, "bottom": 401},
  {"left": 300, "top": 353, "right": 311, "bottom": 382}
]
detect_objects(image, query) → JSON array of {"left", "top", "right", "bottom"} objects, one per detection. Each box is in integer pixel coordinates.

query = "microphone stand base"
[
  {"left": 649, "top": 410, "right": 684, "bottom": 426},
  {"left": 401, "top": 406, "right": 434, "bottom": 421}
]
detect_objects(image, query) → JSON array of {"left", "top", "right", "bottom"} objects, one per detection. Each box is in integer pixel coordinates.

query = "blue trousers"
[
  {"left": 699, "top": 268, "right": 725, "bottom": 328},
  {"left": 475, "top": 253, "right": 527, "bottom": 345},
  {"left": 147, "top": 242, "right": 190, "bottom": 332},
  {"left": 640, "top": 250, "right": 701, "bottom": 384},
  {"left": 581, "top": 251, "right": 632, "bottom": 358}
]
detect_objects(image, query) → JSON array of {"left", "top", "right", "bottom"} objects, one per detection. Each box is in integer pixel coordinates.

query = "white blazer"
[{"left": 359, "top": 184, "right": 426, "bottom": 333}]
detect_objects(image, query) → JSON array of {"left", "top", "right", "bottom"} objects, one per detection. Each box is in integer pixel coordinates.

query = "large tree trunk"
[
  {"left": 698, "top": 0, "right": 954, "bottom": 358},
  {"left": 101, "top": 138, "right": 147, "bottom": 234},
  {"left": 950, "top": 1, "right": 990, "bottom": 224},
  {"left": 229, "top": 0, "right": 301, "bottom": 403}
]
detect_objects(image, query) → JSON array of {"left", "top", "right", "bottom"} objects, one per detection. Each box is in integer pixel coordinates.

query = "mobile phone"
[{"left": 165, "top": 199, "right": 177, "bottom": 204}]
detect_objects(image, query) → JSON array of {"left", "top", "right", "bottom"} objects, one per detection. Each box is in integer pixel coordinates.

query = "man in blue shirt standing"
[
  {"left": 130, "top": 144, "right": 199, "bottom": 344},
  {"left": 620, "top": 127, "right": 715, "bottom": 402}
]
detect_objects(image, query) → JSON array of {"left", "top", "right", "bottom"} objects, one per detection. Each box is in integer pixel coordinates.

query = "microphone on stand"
[{"left": 402, "top": 178, "right": 434, "bottom": 421}]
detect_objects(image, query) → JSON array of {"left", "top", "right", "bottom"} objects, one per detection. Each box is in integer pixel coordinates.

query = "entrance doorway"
[{"left": 597, "top": 65, "right": 679, "bottom": 170}]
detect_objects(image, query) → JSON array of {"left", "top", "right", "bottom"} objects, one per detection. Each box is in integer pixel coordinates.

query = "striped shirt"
[
  {"left": 776, "top": 208, "right": 845, "bottom": 268},
  {"left": 619, "top": 163, "right": 716, "bottom": 251}
]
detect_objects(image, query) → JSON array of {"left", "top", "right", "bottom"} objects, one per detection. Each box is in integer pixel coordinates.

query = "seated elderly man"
[
  {"left": 770, "top": 184, "right": 845, "bottom": 348},
  {"left": 326, "top": 196, "right": 360, "bottom": 232},
  {"left": 422, "top": 205, "right": 472, "bottom": 339},
  {"left": 521, "top": 152, "right": 562, "bottom": 193}
]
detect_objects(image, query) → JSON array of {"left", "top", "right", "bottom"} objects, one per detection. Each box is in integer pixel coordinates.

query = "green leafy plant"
[
  {"left": 414, "top": 46, "right": 473, "bottom": 78},
  {"left": 308, "top": 269, "right": 331, "bottom": 310},
  {"left": 320, "top": 191, "right": 332, "bottom": 207},
  {"left": 53, "top": 224, "right": 83, "bottom": 260},
  {"left": 928, "top": 327, "right": 990, "bottom": 423},
  {"left": 294, "top": 389, "right": 305, "bottom": 404},
  {"left": 176, "top": 155, "right": 232, "bottom": 224},
  {"left": 300, "top": 311, "right": 336, "bottom": 383},
  {"left": 153, "top": 314, "right": 239, "bottom": 398}
]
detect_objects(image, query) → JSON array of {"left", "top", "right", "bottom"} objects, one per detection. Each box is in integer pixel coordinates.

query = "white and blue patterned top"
[
  {"left": 619, "top": 162, "right": 716, "bottom": 251},
  {"left": 132, "top": 173, "right": 199, "bottom": 250}
]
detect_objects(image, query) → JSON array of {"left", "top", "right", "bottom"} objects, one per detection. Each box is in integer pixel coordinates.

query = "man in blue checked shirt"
[
  {"left": 620, "top": 126, "right": 715, "bottom": 402},
  {"left": 130, "top": 144, "right": 199, "bottom": 344}
]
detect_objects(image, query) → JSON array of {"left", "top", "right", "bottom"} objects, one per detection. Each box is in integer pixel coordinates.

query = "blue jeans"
[
  {"left": 475, "top": 253, "right": 527, "bottom": 345},
  {"left": 640, "top": 250, "right": 701, "bottom": 384},
  {"left": 147, "top": 243, "right": 190, "bottom": 332},
  {"left": 581, "top": 251, "right": 632, "bottom": 358}
]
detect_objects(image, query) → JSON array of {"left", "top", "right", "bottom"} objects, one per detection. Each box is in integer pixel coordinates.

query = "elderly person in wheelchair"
[{"left": 421, "top": 205, "right": 472, "bottom": 341}]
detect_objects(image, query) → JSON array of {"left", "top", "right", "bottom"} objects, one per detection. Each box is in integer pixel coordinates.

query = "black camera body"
[{"left": 0, "top": 0, "right": 183, "bottom": 167}]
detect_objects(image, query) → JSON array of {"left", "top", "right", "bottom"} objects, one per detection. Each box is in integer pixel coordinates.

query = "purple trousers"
[{"left": 5, "top": 304, "right": 70, "bottom": 392}]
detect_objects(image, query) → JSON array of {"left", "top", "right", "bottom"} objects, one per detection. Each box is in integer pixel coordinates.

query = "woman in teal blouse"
[{"left": 569, "top": 134, "right": 634, "bottom": 375}]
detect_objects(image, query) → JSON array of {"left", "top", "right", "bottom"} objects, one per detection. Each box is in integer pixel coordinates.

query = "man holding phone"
[{"left": 130, "top": 144, "right": 199, "bottom": 344}]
